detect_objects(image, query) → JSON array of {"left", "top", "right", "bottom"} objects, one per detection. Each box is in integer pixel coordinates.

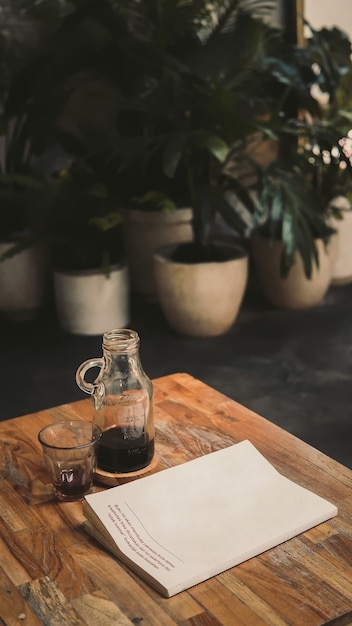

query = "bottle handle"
[{"left": 75, "top": 358, "right": 104, "bottom": 395}]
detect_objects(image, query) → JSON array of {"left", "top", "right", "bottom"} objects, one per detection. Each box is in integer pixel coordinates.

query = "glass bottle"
[{"left": 76, "top": 328, "right": 154, "bottom": 473}]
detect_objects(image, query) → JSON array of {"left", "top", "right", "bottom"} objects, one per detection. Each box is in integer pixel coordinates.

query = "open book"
[{"left": 83, "top": 440, "right": 337, "bottom": 597}]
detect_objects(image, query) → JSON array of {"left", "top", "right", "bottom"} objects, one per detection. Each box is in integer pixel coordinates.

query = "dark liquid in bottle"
[
  {"left": 98, "top": 426, "right": 154, "bottom": 473},
  {"left": 55, "top": 468, "right": 91, "bottom": 499}
]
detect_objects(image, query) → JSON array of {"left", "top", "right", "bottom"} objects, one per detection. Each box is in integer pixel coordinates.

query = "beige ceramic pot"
[
  {"left": 330, "top": 197, "right": 352, "bottom": 285},
  {"left": 153, "top": 242, "right": 248, "bottom": 337},
  {"left": 251, "top": 232, "right": 337, "bottom": 309},
  {"left": 54, "top": 264, "right": 130, "bottom": 335},
  {"left": 123, "top": 207, "right": 193, "bottom": 300},
  {"left": 0, "top": 243, "right": 48, "bottom": 320}
]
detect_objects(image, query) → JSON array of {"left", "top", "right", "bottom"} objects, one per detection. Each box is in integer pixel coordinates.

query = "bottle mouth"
[{"left": 103, "top": 328, "right": 140, "bottom": 351}]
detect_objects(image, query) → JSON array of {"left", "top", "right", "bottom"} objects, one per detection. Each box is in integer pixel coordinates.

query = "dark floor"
[{"left": 1, "top": 276, "right": 352, "bottom": 469}]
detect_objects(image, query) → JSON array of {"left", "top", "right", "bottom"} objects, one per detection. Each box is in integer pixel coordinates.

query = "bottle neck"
[
  {"left": 103, "top": 349, "right": 141, "bottom": 372},
  {"left": 102, "top": 328, "right": 143, "bottom": 381}
]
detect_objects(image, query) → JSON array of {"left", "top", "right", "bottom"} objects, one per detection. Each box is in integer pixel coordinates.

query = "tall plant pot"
[
  {"left": 153, "top": 242, "right": 248, "bottom": 337},
  {"left": 0, "top": 243, "right": 48, "bottom": 320},
  {"left": 123, "top": 208, "right": 193, "bottom": 300},
  {"left": 54, "top": 264, "right": 129, "bottom": 335},
  {"left": 330, "top": 197, "right": 352, "bottom": 285},
  {"left": 251, "top": 233, "right": 337, "bottom": 310}
]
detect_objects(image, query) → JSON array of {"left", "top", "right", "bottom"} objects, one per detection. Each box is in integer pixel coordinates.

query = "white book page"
[{"left": 85, "top": 440, "right": 337, "bottom": 596}]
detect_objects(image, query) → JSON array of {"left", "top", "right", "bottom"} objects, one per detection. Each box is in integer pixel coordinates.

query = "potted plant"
[
  {"left": 251, "top": 130, "right": 352, "bottom": 306},
  {"left": 250, "top": 158, "right": 342, "bottom": 309},
  {"left": 0, "top": 1, "right": 160, "bottom": 331},
  {"left": 50, "top": 161, "right": 129, "bottom": 335},
  {"left": 2, "top": 0, "right": 140, "bottom": 330},
  {"left": 0, "top": 101, "right": 53, "bottom": 322},
  {"left": 0, "top": 168, "right": 52, "bottom": 320},
  {"left": 0, "top": 2, "right": 53, "bottom": 320},
  {"left": 243, "top": 24, "right": 352, "bottom": 309},
  {"left": 104, "top": 0, "right": 286, "bottom": 336}
]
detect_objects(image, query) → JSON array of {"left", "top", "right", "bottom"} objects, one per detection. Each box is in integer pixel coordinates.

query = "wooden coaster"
[{"left": 94, "top": 454, "right": 160, "bottom": 486}]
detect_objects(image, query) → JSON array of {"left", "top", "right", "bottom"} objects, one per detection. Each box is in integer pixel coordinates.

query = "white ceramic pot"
[
  {"left": 54, "top": 264, "right": 130, "bottom": 335},
  {"left": 123, "top": 207, "right": 193, "bottom": 300},
  {"left": 251, "top": 233, "right": 336, "bottom": 309},
  {"left": 153, "top": 242, "right": 248, "bottom": 337},
  {"left": 0, "top": 243, "right": 48, "bottom": 320}
]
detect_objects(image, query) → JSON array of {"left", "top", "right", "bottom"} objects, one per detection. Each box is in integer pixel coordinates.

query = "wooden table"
[{"left": 1, "top": 372, "right": 352, "bottom": 626}]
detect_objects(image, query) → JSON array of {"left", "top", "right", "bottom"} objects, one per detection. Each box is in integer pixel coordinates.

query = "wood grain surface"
[{"left": 0, "top": 372, "right": 352, "bottom": 626}]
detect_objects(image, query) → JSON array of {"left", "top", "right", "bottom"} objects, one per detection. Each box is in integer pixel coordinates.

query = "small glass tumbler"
[{"left": 38, "top": 420, "right": 102, "bottom": 501}]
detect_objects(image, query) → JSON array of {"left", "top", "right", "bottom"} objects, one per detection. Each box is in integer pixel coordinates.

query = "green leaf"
[
  {"left": 133, "top": 191, "right": 176, "bottom": 212},
  {"left": 0, "top": 174, "right": 44, "bottom": 190},
  {"left": 280, "top": 210, "right": 295, "bottom": 277},
  {"left": 296, "top": 213, "right": 321, "bottom": 278},
  {"left": 204, "top": 134, "right": 229, "bottom": 163},
  {"left": 299, "top": 245, "right": 314, "bottom": 280},
  {"left": 281, "top": 209, "right": 296, "bottom": 256},
  {"left": 0, "top": 240, "right": 32, "bottom": 262},
  {"left": 217, "top": 189, "right": 254, "bottom": 236},
  {"left": 90, "top": 212, "right": 123, "bottom": 232},
  {"left": 271, "top": 191, "right": 282, "bottom": 222},
  {"left": 337, "top": 109, "right": 352, "bottom": 123}
]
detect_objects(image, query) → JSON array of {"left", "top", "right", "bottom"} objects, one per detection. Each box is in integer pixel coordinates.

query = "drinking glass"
[{"left": 38, "top": 420, "right": 101, "bottom": 501}]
